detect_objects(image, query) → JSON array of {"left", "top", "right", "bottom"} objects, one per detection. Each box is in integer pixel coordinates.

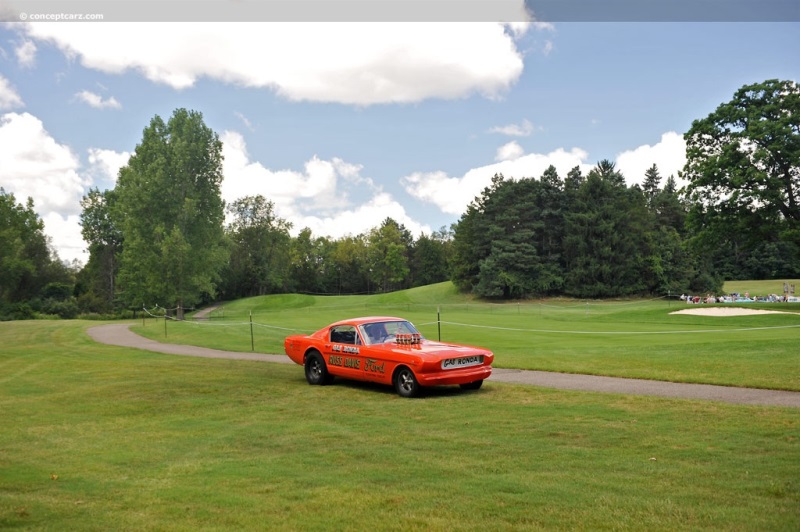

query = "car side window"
[{"left": 330, "top": 325, "right": 359, "bottom": 345}]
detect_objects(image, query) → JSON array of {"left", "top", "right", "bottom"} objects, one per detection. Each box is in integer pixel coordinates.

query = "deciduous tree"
[
  {"left": 222, "top": 195, "right": 292, "bottom": 298},
  {"left": 683, "top": 79, "right": 800, "bottom": 265},
  {"left": 113, "top": 109, "right": 228, "bottom": 318}
]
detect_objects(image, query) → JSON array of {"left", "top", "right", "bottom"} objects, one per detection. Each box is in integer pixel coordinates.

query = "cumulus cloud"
[
  {"left": 615, "top": 131, "right": 687, "bottom": 187},
  {"left": 74, "top": 90, "right": 122, "bottom": 109},
  {"left": 0, "top": 112, "right": 87, "bottom": 214},
  {"left": 21, "top": 22, "right": 528, "bottom": 105},
  {"left": 403, "top": 133, "right": 688, "bottom": 216},
  {"left": 0, "top": 112, "right": 91, "bottom": 263},
  {"left": 0, "top": 76, "right": 24, "bottom": 109},
  {"left": 87, "top": 147, "right": 130, "bottom": 183},
  {"left": 221, "top": 130, "right": 429, "bottom": 238},
  {"left": 402, "top": 147, "right": 592, "bottom": 214},
  {"left": 221, "top": 131, "right": 341, "bottom": 208},
  {"left": 495, "top": 141, "right": 525, "bottom": 161},
  {"left": 290, "top": 192, "right": 431, "bottom": 240},
  {"left": 42, "top": 212, "right": 86, "bottom": 263}
]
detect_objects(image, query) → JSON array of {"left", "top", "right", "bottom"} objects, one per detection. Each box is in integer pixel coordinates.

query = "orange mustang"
[{"left": 284, "top": 316, "right": 493, "bottom": 397}]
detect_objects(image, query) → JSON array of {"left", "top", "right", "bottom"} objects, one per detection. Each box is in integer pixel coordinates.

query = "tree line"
[
  {"left": 450, "top": 162, "right": 704, "bottom": 298},
  {"left": 1, "top": 79, "right": 797, "bottom": 319}
]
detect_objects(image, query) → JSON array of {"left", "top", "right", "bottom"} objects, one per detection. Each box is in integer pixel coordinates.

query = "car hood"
[{"left": 374, "top": 340, "right": 490, "bottom": 359}]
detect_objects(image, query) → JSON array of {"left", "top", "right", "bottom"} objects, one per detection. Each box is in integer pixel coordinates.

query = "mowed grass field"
[{"left": 1, "top": 282, "right": 799, "bottom": 530}]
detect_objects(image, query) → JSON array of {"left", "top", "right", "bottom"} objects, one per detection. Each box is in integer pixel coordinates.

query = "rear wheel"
[
  {"left": 460, "top": 380, "right": 483, "bottom": 391},
  {"left": 393, "top": 367, "right": 420, "bottom": 398},
  {"left": 305, "top": 351, "right": 331, "bottom": 385}
]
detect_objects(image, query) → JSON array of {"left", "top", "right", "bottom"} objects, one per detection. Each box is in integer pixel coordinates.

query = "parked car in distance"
[{"left": 284, "top": 316, "right": 493, "bottom": 397}]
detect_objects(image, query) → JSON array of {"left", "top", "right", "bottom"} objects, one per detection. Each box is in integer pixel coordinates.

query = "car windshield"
[{"left": 359, "top": 320, "right": 421, "bottom": 345}]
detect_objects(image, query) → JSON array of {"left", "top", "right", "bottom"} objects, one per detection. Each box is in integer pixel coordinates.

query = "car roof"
[{"left": 328, "top": 316, "right": 407, "bottom": 327}]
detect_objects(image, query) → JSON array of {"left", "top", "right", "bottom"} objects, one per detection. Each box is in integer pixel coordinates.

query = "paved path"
[{"left": 87, "top": 323, "right": 800, "bottom": 408}]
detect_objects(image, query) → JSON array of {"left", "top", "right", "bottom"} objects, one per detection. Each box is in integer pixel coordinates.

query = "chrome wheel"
[
  {"left": 304, "top": 351, "right": 330, "bottom": 385},
  {"left": 394, "top": 367, "right": 420, "bottom": 398}
]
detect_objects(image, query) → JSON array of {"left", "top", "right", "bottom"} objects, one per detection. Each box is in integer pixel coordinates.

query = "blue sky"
[{"left": 1, "top": 15, "right": 798, "bottom": 264}]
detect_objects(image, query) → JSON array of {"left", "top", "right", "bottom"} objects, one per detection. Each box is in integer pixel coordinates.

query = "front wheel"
[
  {"left": 460, "top": 380, "right": 483, "bottom": 391},
  {"left": 305, "top": 351, "right": 332, "bottom": 385},
  {"left": 393, "top": 367, "right": 420, "bottom": 398}
]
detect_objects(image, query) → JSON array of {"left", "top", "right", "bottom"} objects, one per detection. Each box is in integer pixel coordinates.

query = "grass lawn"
[{"left": 1, "top": 320, "right": 798, "bottom": 530}]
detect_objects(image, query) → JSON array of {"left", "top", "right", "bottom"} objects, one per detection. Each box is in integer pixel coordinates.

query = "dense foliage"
[
  {"left": 0, "top": 189, "right": 75, "bottom": 319},
  {"left": 4, "top": 79, "right": 798, "bottom": 318},
  {"left": 218, "top": 211, "right": 451, "bottom": 300},
  {"left": 683, "top": 79, "right": 800, "bottom": 279},
  {"left": 450, "top": 161, "right": 712, "bottom": 299}
]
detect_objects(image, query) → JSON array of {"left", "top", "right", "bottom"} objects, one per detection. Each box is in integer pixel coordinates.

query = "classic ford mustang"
[{"left": 284, "top": 316, "right": 493, "bottom": 397}]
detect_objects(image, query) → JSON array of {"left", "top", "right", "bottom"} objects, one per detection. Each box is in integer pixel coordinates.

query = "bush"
[
  {"left": 41, "top": 282, "right": 74, "bottom": 301},
  {"left": 0, "top": 302, "right": 36, "bottom": 321},
  {"left": 40, "top": 299, "right": 79, "bottom": 319}
]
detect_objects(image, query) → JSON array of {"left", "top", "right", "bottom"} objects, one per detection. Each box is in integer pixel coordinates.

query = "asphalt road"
[{"left": 87, "top": 323, "right": 800, "bottom": 408}]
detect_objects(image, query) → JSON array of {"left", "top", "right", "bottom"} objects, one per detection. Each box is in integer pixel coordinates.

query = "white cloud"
[
  {"left": 0, "top": 112, "right": 91, "bottom": 263},
  {"left": 221, "top": 130, "right": 428, "bottom": 238},
  {"left": 489, "top": 118, "right": 534, "bottom": 137},
  {"left": 0, "top": 112, "right": 87, "bottom": 214},
  {"left": 42, "top": 212, "right": 86, "bottom": 263},
  {"left": 291, "top": 192, "right": 431, "bottom": 240},
  {"left": 404, "top": 133, "right": 688, "bottom": 217},
  {"left": 615, "top": 131, "right": 687, "bottom": 187},
  {"left": 495, "top": 141, "right": 524, "bottom": 161},
  {"left": 0, "top": 76, "right": 24, "bottom": 109},
  {"left": 22, "top": 22, "right": 529, "bottom": 105},
  {"left": 221, "top": 131, "right": 340, "bottom": 209},
  {"left": 402, "top": 147, "right": 592, "bottom": 214},
  {"left": 15, "top": 39, "right": 36, "bottom": 67},
  {"left": 74, "top": 90, "right": 122, "bottom": 109},
  {"left": 87, "top": 147, "right": 130, "bottom": 183}
]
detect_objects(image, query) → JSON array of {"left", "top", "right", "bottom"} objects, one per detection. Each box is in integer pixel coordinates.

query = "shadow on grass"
[{"left": 310, "top": 377, "right": 491, "bottom": 399}]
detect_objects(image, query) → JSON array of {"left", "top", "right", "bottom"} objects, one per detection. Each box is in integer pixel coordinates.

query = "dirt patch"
[{"left": 670, "top": 307, "right": 793, "bottom": 317}]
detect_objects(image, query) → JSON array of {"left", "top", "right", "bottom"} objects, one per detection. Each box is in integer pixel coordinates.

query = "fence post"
[
  {"left": 250, "top": 310, "right": 255, "bottom": 352},
  {"left": 437, "top": 306, "right": 441, "bottom": 342}
]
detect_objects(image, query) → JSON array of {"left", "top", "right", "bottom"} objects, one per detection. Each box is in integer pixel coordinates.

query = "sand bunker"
[{"left": 670, "top": 307, "right": 793, "bottom": 317}]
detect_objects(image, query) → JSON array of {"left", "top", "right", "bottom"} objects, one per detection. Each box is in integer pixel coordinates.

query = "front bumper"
[{"left": 415, "top": 366, "right": 492, "bottom": 387}]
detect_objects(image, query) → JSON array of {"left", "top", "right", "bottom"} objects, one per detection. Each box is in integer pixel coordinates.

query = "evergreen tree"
[
  {"left": 450, "top": 174, "right": 505, "bottom": 292},
  {"left": 642, "top": 164, "right": 662, "bottom": 206},
  {"left": 563, "top": 161, "right": 649, "bottom": 297}
]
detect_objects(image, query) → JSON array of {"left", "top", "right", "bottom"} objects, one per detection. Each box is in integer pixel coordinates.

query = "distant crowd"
[{"left": 682, "top": 285, "right": 798, "bottom": 304}]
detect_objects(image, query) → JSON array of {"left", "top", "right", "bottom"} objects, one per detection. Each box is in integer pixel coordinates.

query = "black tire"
[
  {"left": 304, "top": 351, "right": 331, "bottom": 386},
  {"left": 460, "top": 380, "right": 483, "bottom": 391},
  {"left": 393, "top": 367, "right": 420, "bottom": 398}
]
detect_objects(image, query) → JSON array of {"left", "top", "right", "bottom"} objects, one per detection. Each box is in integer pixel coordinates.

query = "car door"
[{"left": 324, "top": 325, "right": 364, "bottom": 379}]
